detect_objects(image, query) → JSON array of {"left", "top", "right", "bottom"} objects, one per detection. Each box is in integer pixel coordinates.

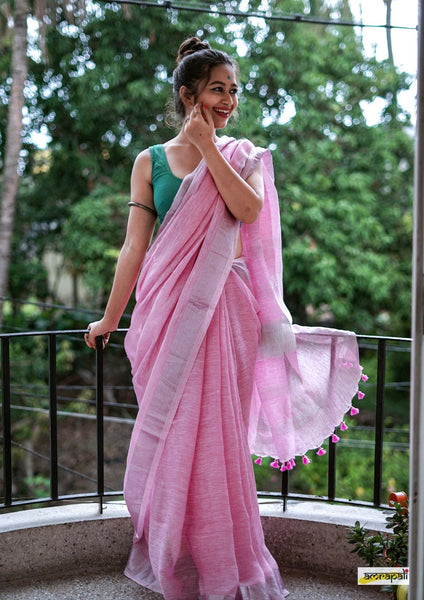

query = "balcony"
[{"left": 0, "top": 329, "right": 410, "bottom": 598}]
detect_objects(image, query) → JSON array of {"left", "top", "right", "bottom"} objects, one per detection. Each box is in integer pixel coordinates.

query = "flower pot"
[{"left": 389, "top": 491, "right": 408, "bottom": 507}]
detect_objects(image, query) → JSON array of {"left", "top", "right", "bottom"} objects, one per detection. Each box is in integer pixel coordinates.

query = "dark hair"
[{"left": 168, "top": 37, "right": 237, "bottom": 126}]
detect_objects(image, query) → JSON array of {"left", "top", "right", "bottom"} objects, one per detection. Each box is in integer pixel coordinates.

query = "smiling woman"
[{"left": 84, "top": 36, "right": 363, "bottom": 600}]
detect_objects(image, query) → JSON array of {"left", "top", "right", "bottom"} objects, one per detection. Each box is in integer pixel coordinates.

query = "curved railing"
[{"left": 0, "top": 329, "right": 411, "bottom": 512}]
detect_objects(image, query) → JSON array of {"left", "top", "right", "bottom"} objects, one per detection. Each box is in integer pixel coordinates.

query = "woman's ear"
[{"left": 179, "top": 86, "right": 194, "bottom": 110}]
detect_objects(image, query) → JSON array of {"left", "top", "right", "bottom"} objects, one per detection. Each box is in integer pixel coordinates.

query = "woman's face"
[{"left": 195, "top": 64, "right": 239, "bottom": 129}]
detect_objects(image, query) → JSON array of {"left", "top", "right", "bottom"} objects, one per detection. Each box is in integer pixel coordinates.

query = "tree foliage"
[
  {"left": 4, "top": 0, "right": 415, "bottom": 337},
  {"left": 226, "top": 0, "right": 414, "bottom": 334},
  {"left": 61, "top": 185, "right": 129, "bottom": 302},
  {"left": 1, "top": 0, "right": 415, "bottom": 507}
]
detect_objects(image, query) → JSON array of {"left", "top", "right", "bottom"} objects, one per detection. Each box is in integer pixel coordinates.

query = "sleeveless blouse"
[{"left": 149, "top": 144, "right": 182, "bottom": 223}]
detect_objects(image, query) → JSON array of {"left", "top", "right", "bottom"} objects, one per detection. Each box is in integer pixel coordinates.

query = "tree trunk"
[{"left": 0, "top": 0, "right": 28, "bottom": 325}]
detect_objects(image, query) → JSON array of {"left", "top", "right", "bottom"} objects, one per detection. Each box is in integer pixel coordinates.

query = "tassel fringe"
[{"left": 254, "top": 372, "right": 368, "bottom": 470}]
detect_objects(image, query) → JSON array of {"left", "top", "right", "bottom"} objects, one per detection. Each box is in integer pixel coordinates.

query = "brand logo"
[{"left": 358, "top": 567, "right": 409, "bottom": 585}]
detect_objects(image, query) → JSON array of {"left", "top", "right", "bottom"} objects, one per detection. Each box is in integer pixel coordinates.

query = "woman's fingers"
[
  {"left": 184, "top": 103, "right": 214, "bottom": 149},
  {"left": 185, "top": 103, "right": 207, "bottom": 125},
  {"left": 84, "top": 324, "right": 93, "bottom": 348},
  {"left": 84, "top": 322, "right": 110, "bottom": 350},
  {"left": 200, "top": 103, "right": 213, "bottom": 126}
]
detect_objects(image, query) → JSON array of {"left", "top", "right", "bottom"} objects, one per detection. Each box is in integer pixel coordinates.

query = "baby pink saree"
[{"left": 123, "top": 137, "right": 362, "bottom": 599}]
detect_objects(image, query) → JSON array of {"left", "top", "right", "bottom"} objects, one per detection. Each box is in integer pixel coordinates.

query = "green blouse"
[{"left": 149, "top": 144, "right": 183, "bottom": 223}]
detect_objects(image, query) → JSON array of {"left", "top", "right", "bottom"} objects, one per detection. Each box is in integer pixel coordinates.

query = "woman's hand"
[
  {"left": 84, "top": 318, "right": 114, "bottom": 350},
  {"left": 183, "top": 102, "right": 215, "bottom": 152}
]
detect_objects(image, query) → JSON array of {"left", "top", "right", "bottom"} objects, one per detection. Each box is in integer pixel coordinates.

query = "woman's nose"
[{"left": 223, "top": 92, "right": 232, "bottom": 105}]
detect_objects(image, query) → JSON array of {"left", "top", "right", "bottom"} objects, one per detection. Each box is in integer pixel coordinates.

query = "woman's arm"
[
  {"left": 85, "top": 151, "right": 156, "bottom": 349},
  {"left": 201, "top": 143, "right": 264, "bottom": 223},
  {"left": 185, "top": 102, "right": 264, "bottom": 224}
]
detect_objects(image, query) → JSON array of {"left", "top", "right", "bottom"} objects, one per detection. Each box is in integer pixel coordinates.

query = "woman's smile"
[{"left": 213, "top": 107, "right": 231, "bottom": 119}]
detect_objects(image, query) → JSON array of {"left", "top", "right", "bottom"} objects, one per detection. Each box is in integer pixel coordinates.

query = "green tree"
[
  {"left": 60, "top": 185, "right": 129, "bottom": 304},
  {"left": 228, "top": 0, "right": 413, "bottom": 335},
  {"left": 8, "top": 0, "right": 414, "bottom": 337},
  {"left": 2, "top": 0, "right": 415, "bottom": 507},
  {"left": 12, "top": 3, "right": 234, "bottom": 304},
  {"left": 0, "top": 0, "right": 88, "bottom": 324}
]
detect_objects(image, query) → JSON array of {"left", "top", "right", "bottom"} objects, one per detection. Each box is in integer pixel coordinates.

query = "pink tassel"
[
  {"left": 350, "top": 406, "right": 359, "bottom": 416},
  {"left": 285, "top": 461, "right": 293, "bottom": 470},
  {"left": 254, "top": 457, "right": 262, "bottom": 465},
  {"left": 280, "top": 463, "right": 286, "bottom": 472},
  {"left": 290, "top": 458, "right": 296, "bottom": 468},
  {"left": 357, "top": 391, "right": 365, "bottom": 400},
  {"left": 331, "top": 433, "right": 340, "bottom": 443},
  {"left": 340, "top": 421, "right": 348, "bottom": 431},
  {"left": 361, "top": 374, "right": 369, "bottom": 382},
  {"left": 316, "top": 446, "right": 326, "bottom": 456},
  {"left": 270, "top": 459, "right": 279, "bottom": 469},
  {"left": 302, "top": 454, "right": 311, "bottom": 465}
]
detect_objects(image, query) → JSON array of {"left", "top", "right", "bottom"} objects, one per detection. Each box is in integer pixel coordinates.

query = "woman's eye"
[{"left": 210, "top": 87, "right": 238, "bottom": 94}]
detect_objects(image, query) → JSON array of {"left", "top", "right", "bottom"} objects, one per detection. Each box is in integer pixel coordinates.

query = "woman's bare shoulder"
[
  {"left": 133, "top": 147, "right": 152, "bottom": 166},
  {"left": 132, "top": 148, "right": 153, "bottom": 183}
]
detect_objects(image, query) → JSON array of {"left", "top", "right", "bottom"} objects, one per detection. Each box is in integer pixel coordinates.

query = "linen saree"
[{"left": 123, "top": 137, "right": 362, "bottom": 599}]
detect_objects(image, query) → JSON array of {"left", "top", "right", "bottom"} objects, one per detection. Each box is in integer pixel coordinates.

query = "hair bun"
[{"left": 177, "top": 37, "right": 211, "bottom": 64}]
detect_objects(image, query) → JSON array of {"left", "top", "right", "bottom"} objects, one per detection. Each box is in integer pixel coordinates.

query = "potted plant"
[{"left": 347, "top": 492, "right": 408, "bottom": 600}]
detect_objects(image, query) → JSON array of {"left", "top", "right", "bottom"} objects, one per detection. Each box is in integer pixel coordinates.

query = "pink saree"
[{"left": 123, "top": 137, "right": 362, "bottom": 599}]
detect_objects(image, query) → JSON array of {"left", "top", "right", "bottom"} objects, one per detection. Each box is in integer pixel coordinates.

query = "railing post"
[
  {"left": 373, "top": 338, "right": 386, "bottom": 507},
  {"left": 48, "top": 333, "right": 58, "bottom": 501},
  {"left": 1, "top": 337, "right": 12, "bottom": 506},
  {"left": 328, "top": 436, "right": 336, "bottom": 501},
  {"left": 95, "top": 336, "right": 105, "bottom": 513},
  {"left": 281, "top": 469, "right": 289, "bottom": 511},
  {"left": 327, "top": 336, "right": 337, "bottom": 501}
]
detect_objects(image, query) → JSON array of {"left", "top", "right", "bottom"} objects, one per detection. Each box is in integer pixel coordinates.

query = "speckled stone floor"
[{"left": 1, "top": 568, "right": 386, "bottom": 599}]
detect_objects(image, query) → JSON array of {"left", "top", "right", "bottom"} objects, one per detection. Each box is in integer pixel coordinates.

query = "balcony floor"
[
  {"left": 0, "top": 501, "right": 392, "bottom": 599},
  {"left": 1, "top": 568, "right": 384, "bottom": 599}
]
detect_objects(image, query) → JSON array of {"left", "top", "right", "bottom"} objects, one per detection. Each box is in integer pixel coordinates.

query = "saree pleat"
[
  {"left": 126, "top": 263, "right": 287, "bottom": 598},
  {"left": 123, "top": 137, "right": 362, "bottom": 598}
]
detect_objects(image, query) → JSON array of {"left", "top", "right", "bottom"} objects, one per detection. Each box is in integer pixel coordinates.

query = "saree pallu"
[{"left": 123, "top": 137, "right": 362, "bottom": 599}]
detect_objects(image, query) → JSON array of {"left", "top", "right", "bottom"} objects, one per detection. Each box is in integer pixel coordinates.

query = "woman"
[{"left": 85, "top": 37, "right": 363, "bottom": 599}]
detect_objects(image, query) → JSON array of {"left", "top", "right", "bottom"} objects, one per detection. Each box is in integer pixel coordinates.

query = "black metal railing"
[
  {"left": 0, "top": 329, "right": 411, "bottom": 512},
  {"left": 0, "top": 329, "right": 124, "bottom": 513}
]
